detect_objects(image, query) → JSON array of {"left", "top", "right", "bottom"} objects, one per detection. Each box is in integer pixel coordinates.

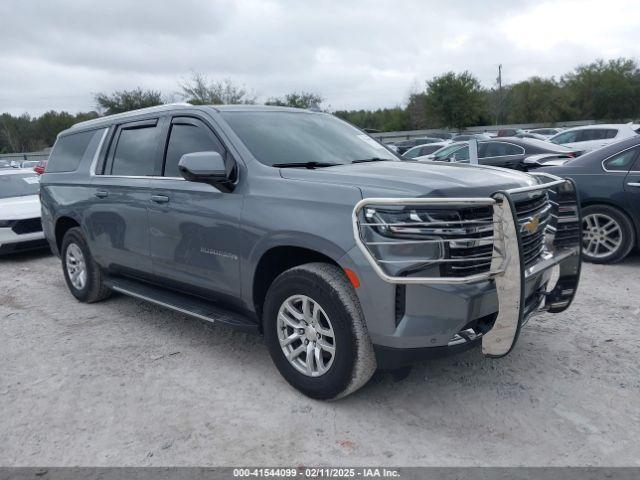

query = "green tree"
[
  {"left": 0, "top": 110, "right": 100, "bottom": 153},
  {"left": 180, "top": 72, "right": 256, "bottom": 105},
  {"left": 265, "top": 91, "right": 324, "bottom": 109},
  {"left": 504, "top": 77, "right": 574, "bottom": 124},
  {"left": 333, "top": 107, "right": 410, "bottom": 132},
  {"left": 424, "top": 72, "right": 484, "bottom": 129},
  {"left": 562, "top": 58, "right": 640, "bottom": 120},
  {"left": 94, "top": 88, "right": 164, "bottom": 115}
]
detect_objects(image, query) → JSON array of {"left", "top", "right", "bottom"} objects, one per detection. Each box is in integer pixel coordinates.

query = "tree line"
[{"left": 1, "top": 58, "right": 639, "bottom": 153}]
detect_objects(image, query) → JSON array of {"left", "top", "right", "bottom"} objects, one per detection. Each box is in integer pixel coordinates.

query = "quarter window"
[
  {"left": 164, "top": 118, "right": 224, "bottom": 177},
  {"left": 603, "top": 147, "right": 640, "bottom": 171},
  {"left": 110, "top": 122, "right": 159, "bottom": 176},
  {"left": 48, "top": 129, "right": 104, "bottom": 173}
]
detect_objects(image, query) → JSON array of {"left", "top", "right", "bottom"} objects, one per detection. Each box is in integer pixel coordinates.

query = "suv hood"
[
  {"left": 0, "top": 195, "right": 41, "bottom": 221},
  {"left": 280, "top": 161, "right": 538, "bottom": 198}
]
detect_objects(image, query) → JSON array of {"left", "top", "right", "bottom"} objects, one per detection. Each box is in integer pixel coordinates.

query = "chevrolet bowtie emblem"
[{"left": 523, "top": 215, "right": 540, "bottom": 234}]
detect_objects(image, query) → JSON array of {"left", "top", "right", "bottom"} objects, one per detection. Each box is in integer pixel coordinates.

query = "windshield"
[
  {"left": 221, "top": 111, "right": 397, "bottom": 166},
  {"left": 0, "top": 173, "right": 40, "bottom": 199},
  {"left": 432, "top": 143, "right": 466, "bottom": 160}
]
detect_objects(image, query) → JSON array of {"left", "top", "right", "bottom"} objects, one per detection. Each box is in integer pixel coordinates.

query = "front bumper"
[
  {"left": 0, "top": 227, "right": 47, "bottom": 255},
  {"left": 352, "top": 173, "right": 581, "bottom": 361}
]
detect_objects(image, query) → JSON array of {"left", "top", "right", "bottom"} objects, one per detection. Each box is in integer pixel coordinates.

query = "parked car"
[
  {"left": 402, "top": 142, "right": 450, "bottom": 159},
  {"left": 425, "top": 132, "right": 454, "bottom": 141},
  {"left": 526, "top": 127, "right": 564, "bottom": 139},
  {"left": 40, "top": 104, "right": 581, "bottom": 399},
  {"left": 538, "top": 135, "right": 640, "bottom": 264},
  {"left": 390, "top": 137, "right": 444, "bottom": 154},
  {"left": 34, "top": 158, "right": 48, "bottom": 174},
  {"left": 421, "top": 138, "right": 578, "bottom": 170},
  {"left": 548, "top": 124, "right": 638, "bottom": 153},
  {"left": 451, "top": 133, "right": 491, "bottom": 142},
  {"left": 515, "top": 132, "right": 549, "bottom": 141},
  {"left": 0, "top": 168, "right": 48, "bottom": 255},
  {"left": 496, "top": 128, "right": 526, "bottom": 137}
]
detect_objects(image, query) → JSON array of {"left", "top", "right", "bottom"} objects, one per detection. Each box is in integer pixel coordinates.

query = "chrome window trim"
[
  {"left": 600, "top": 144, "right": 640, "bottom": 173},
  {"left": 88, "top": 128, "right": 109, "bottom": 177}
]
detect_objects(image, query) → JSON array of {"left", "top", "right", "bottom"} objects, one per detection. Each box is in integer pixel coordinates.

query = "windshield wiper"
[
  {"left": 351, "top": 157, "right": 393, "bottom": 164},
  {"left": 272, "top": 162, "right": 340, "bottom": 169}
]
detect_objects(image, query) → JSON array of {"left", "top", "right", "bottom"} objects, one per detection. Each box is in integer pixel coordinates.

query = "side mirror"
[{"left": 178, "top": 151, "right": 229, "bottom": 185}]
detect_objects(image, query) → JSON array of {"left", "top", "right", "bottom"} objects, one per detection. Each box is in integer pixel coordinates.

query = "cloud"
[{"left": 1, "top": 0, "right": 639, "bottom": 115}]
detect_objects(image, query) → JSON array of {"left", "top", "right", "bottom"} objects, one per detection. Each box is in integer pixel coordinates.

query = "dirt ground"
[{"left": 1, "top": 249, "right": 639, "bottom": 466}]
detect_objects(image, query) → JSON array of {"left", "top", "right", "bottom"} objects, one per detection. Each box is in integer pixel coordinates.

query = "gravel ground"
[{"left": 1, "top": 249, "right": 639, "bottom": 467}]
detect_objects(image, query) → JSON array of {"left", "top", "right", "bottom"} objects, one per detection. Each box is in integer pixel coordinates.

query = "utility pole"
[{"left": 497, "top": 64, "right": 502, "bottom": 125}]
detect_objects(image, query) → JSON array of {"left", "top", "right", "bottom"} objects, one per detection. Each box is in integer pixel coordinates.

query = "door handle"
[
  {"left": 95, "top": 190, "right": 109, "bottom": 198},
  {"left": 627, "top": 182, "right": 640, "bottom": 187},
  {"left": 151, "top": 195, "right": 170, "bottom": 204}
]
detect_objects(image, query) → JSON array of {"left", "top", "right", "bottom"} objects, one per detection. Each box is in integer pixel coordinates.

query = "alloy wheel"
[
  {"left": 582, "top": 213, "right": 622, "bottom": 259},
  {"left": 276, "top": 294, "right": 336, "bottom": 377},
  {"left": 65, "top": 243, "right": 87, "bottom": 290}
]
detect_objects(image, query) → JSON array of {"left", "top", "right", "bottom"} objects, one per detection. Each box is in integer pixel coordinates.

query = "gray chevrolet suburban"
[{"left": 40, "top": 104, "right": 582, "bottom": 399}]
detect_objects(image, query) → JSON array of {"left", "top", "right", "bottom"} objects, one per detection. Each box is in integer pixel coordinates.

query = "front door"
[{"left": 147, "top": 116, "right": 242, "bottom": 303}]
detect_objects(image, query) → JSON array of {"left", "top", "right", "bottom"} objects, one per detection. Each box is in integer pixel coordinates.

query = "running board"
[{"left": 104, "top": 276, "right": 259, "bottom": 333}]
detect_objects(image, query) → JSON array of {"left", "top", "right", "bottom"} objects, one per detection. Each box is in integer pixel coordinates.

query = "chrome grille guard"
[{"left": 352, "top": 172, "right": 582, "bottom": 358}]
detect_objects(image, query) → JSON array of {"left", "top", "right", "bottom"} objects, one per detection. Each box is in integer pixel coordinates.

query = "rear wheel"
[
  {"left": 263, "top": 263, "right": 376, "bottom": 400},
  {"left": 581, "top": 205, "right": 635, "bottom": 264},
  {"left": 61, "top": 227, "right": 111, "bottom": 303}
]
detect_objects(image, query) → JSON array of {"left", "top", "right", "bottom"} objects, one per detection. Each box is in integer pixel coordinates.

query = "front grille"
[
  {"left": 11, "top": 218, "right": 42, "bottom": 235},
  {"left": 514, "top": 192, "right": 551, "bottom": 268},
  {"left": 552, "top": 191, "right": 581, "bottom": 247},
  {"left": 442, "top": 192, "right": 552, "bottom": 277},
  {"left": 442, "top": 205, "right": 495, "bottom": 277}
]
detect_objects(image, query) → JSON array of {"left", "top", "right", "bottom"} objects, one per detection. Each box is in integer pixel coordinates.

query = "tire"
[
  {"left": 61, "top": 227, "right": 111, "bottom": 303},
  {"left": 581, "top": 205, "right": 635, "bottom": 264},
  {"left": 263, "top": 263, "right": 376, "bottom": 400}
]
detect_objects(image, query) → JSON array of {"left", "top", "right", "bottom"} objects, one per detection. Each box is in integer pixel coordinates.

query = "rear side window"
[
  {"left": 603, "top": 147, "right": 640, "bottom": 171},
  {"left": 481, "top": 142, "right": 524, "bottom": 157},
  {"left": 109, "top": 121, "right": 160, "bottom": 176},
  {"left": 163, "top": 118, "right": 225, "bottom": 177},
  {"left": 48, "top": 129, "right": 104, "bottom": 173},
  {"left": 578, "top": 129, "right": 617, "bottom": 141}
]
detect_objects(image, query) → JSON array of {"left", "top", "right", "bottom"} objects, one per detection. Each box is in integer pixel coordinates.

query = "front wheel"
[
  {"left": 263, "top": 263, "right": 376, "bottom": 400},
  {"left": 581, "top": 205, "right": 635, "bottom": 264}
]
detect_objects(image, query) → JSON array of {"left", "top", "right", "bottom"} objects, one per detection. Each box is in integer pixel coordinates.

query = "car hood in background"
[
  {"left": 279, "top": 161, "right": 538, "bottom": 198},
  {"left": 0, "top": 195, "right": 41, "bottom": 220}
]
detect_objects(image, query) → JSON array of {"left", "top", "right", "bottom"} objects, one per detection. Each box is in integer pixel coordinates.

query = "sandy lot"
[{"left": 1, "top": 250, "right": 639, "bottom": 466}]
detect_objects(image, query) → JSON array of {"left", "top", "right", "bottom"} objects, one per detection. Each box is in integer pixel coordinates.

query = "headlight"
[
  {"left": 0, "top": 220, "right": 13, "bottom": 228},
  {"left": 360, "top": 205, "right": 495, "bottom": 278}
]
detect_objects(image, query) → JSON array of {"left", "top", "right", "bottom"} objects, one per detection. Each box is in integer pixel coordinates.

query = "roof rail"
[{"left": 69, "top": 103, "right": 193, "bottom": 129}]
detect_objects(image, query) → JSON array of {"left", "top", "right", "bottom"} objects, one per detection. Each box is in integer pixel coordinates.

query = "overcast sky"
[{"left": 1, "top": 0, "right": 639, "bottom": 116}]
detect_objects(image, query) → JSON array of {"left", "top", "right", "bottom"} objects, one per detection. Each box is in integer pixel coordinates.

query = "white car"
[
  {"left": 548, "top": 124, "right": 638, "bottom": 153},
  {"left": 0, "top": 169, "right": 47, "bottom": 254},
  {"left": 526, "top": 127, "right": 564, "bottom": 139}
]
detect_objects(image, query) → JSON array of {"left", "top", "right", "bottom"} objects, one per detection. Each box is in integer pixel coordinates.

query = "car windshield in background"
[
  {"left": 221, "top": 111, "right": 397, "bottom": 167},
  {"left": 0, "top": 173, "right": 40, "bottom": 199},
  {"left": 432, "top": 143, "right": 466, "bottom": 160}
]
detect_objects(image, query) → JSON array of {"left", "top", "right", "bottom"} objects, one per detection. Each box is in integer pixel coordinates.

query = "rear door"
[
  {"left": 88, "top": 118, "right": 163, "bottom": 274},
  {"left": 147, "top": 115, "right": 243, "bottom": 303}
]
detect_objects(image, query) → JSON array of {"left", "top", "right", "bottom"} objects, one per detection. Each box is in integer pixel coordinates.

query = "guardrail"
[{"left": 368, "top": 120, "right": 603, "bottom": 143}]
